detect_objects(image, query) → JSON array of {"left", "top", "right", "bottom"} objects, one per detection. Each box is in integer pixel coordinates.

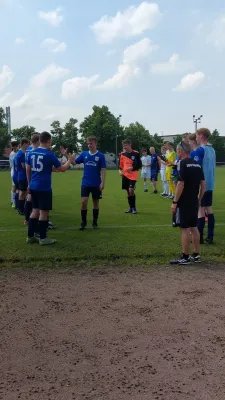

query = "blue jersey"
[
  {"left": 75, "top": 151, "right": 106, "bottom": 187},
  {"left": 15, "top": 149, "right": 26, "bottom": 181},
  {"left": 202, "top": 145, "right": 216, "bottom": 191},
  {"left": 13, "top": 157, "right": 18, "bottom": 182},
  {"left": 27, "top": 147, "right": 61, "bottom": 191},
  {"left": 151, "top": 154, "right": 159, "bottom": 172},
  {"left": 191, "top": 147, "right": 204, "bottom": 166},
  {"left": 25, "top": 145, "right": 33, "bottom": 164}
]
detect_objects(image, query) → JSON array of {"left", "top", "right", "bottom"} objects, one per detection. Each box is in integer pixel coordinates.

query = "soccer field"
[{"left": 0, "top": 169, "right": 225, "bottom": 267}]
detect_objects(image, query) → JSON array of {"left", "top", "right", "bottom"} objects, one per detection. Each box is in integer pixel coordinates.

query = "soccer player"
[
  {"left": 9, "top": 141, "right": 19, "bottom": 208},
  {"left": 149, "top": 147, "right": 159, "bottom": 194},
  {"left": 119, "top": 138, "right": 141, "bottom": 214},
  {"left": 158, "top": 146, "right": 168, "bottom": 197},
  {"left": 73, "top": 136, "right": 106, "bottom": 230},
  {"left": 141, "top": 149, "right": 151, "bottom": 192},
  {"left": 196, "top": 128, "right": 216, "bottom": 244},
  {"left": 26, "top": 131, "right": 73, "bottom": 245},
  {"left": 165, "top": 142, "right": 176, "bottom": 200},
  {"left": 170, "top": 141, "right": 206, "bottom": 265},
  {"left": 24, "top": 134, "right": 40, "bottom": 225},
  {"left": 15, "top": 138, "right": 30, "bottom": 214}
]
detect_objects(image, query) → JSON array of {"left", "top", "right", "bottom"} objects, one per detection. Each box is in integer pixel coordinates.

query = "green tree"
[
  {"left": 0, "top": 107, "right": 11, "bottom": 157},
  {"left": 50, "top": 120, "right": 64, "bottom": 154},
  {"left": 79, "top": 105, "right": 123, "bottom": 153},
  {"left": 12, "top": 125, "right": 36, "bottom": 141},
  {"left": 209, "top": 129, "right": 225, "bottom": 162},
  {"left": 123, "top": 122, "right": 151, "bottom": 151},
  {"left": 63, "top": 118, "right": 79, "bottom": 153},
  {"left": 172, "top": 135, "right": 183, "bottom": 148}
]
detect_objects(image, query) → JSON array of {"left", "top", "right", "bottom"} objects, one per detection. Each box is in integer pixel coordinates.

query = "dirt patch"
[{"left": 1, "top": 266, "right": 225, "bottom": 400}]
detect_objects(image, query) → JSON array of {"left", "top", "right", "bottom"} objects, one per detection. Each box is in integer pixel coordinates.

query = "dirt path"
[{"left": 1, "top": 266, "right": 225, "bottom": 400}]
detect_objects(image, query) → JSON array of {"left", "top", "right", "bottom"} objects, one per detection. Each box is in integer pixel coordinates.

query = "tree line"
[{"left": 0, "top": 105, "right": 225, "bottom": 161}]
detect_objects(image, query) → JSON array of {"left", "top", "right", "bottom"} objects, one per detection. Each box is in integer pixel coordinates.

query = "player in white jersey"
[
  {"left": 158, "top": 146, "right": 168, "bottom": 197},
  {"left": 9, "top": 141, "right": 19, "bottom": 208},
  {"left": 141, "top": 149, "right": 151, "bottom": 192}
]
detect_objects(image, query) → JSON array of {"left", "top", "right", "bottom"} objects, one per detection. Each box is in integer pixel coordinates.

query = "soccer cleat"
[
  {"left": 190, "top": 254, "right": 201, "bottom": 263},
  {"left": 152, "top": 190, "right": 158, "bottom": 194},
  {"left": 17, "top": 210, "right": 24, "bottom": 216},
  {"left": 11, "top": 204, "right": 16, "bottom": 209},
  {"left": 24, "top": 220, "right": 28, "bottom": 226},
  {"left": 132, "top": 208, "right": 138, "bottom": 214},
  {"left": 144, "top": 188, "right": 148, "bottom": 193},
  {"left": 26, "top": 236, "right": 39, "bottom": 244},
  {"left": 48, "top": 221, "right": 57, "bottom": 230},
  {"left": 92, "top": 222, "right": 99, "bottom": 229},
  {"left": 125, "top": 208, "right": 132, "bottom": 214},
  {"left": 205, "top": 237, "right": 214, "bottom": 245},
  {"left": 79, "top": 222, "right": 87, "bottom": 231},
  {"left": 170, "top": 256, "right": 191, "bottom": 265},
  {"left": 39, "top": 238, "right": 57, "bottom": 245}
]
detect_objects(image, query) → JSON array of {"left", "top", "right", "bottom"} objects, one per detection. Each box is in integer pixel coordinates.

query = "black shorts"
[
  {"left": 122, "top": 176, "right": 136, "bottom": 190},
  {"left": 174, "top": 205, "right": 198, "bottom": 229},
  {"left": 81, "top": 186, "right": 102, "bottom": 200},
  {"left": 201, "top": 190, "right": 213, "bottom": 207},
  {"left": 13, "top": 179, "right": 19, "bottom": 190},
  {"left": 18, "top": 180, "right": 28, "bottom": 192},
  {"left": 30, "top": 190, "right": 52, "bottom": 211},
  {"left": 151, "top": 171, "right": 158, "bottom": 182}
]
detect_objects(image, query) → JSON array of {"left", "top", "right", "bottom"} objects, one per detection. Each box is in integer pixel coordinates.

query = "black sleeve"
[
  {"left": 133, "top": 152, "right": 142, "bottom": 171},
  {"left": 178, "top": 161, "right": 186, "bottom": 181}
]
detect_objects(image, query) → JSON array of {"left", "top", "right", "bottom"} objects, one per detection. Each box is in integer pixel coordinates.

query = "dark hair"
[
  {"left": 11, "top": 141, "right": 18, "bottom": 147},
  {"left": 167, "top": 142, "right": 174, "bottom": 147},
  {"left": 20, "top": 138, "right": 30, "bottom": 146},
  {"left": 40, "top": 131, "right": 51, "bottom": 143},
  {"left": 86, "top": 136, "right": 97, "bottom": 142},
  {"left": 31, "top": 133, "right": 40, "bottom": 144},
  {"left": 122, "top": 138, "right": 132, "bottom": 145},
  {"left": 197, "top": 128, "right": 211, "bottom": 139},
  {"left": 142, "top": 149, "right": 147, "bottom": 152},
  {"left": 189, "top": 133, "right": 197, "bottom": 142}
]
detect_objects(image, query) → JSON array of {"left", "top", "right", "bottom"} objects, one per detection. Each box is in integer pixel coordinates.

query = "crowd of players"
[{"left": 9, "top": 128, "right": 215, "bottom": 264}]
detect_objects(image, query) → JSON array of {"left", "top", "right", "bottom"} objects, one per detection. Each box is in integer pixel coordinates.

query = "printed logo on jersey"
[
  {"left": 95, "top": 157, "right": 99, "bottom": 161},
  {"left": 86, "top": 161, "right": 97, "bottom": 167}
]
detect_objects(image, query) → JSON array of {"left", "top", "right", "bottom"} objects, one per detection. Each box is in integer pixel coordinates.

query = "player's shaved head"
[{"left": 40, "top": 131, "right": 51, "bottom": 143}]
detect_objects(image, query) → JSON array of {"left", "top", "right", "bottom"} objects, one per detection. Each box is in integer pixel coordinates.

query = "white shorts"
[
  {"left": 160, "top": 169, "right": 166, "bottom": 182},
  {"left": 141, "top": 171, "right": 151, "bottom": 179}
]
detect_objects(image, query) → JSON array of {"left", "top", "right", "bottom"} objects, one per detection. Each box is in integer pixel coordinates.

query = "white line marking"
[{"left": 0, "top": 223, "right": 225, "bottom": 233}]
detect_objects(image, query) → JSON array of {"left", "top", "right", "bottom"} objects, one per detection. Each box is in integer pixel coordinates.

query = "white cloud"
[
  {"left": 38, "top": 7, "right": 63, "bottom": 26},
  {"left": 62, "top": 75, "right": 100, "bottom": 100},
  {"left": 24, "top": 114, "right": 41, "bottom": 122},
  {"left": 100, "top": 37, "right": 156, "bottom": 89},
  {"left": 43, "top": 113, "right": 56, "bottom": 121},
  {"left": 91, "top": 1, "right": 161, "bottom": 43},
  {"left": 207, "top": 15, "right": 225, "bottom": 49},
  {"left": 0, "top": 65, "right": 14, "bottom": 92},
  {"left": 41, "top": 38, "right": 67, "bottom": 53},
  {"left": 151, "top": 53, "right": 192, "bottom": 74},
  {"left": 15, "top": 37, "right": 25, "bottom": 45},
  {"left": 12, "top": 93, "right": 34, "bottom": 109},
  {"left": 31, "top": 64, "right": 70, "bottom": 87},
  {"left": 174, "top": 71, "right": 205, "bottom": 92},
  {"left": 0, "top": 92, "right": 11, "bottom": 106}
]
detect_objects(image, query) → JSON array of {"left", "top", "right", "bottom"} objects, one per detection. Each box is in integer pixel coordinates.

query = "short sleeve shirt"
[
  {"left": 75, "top": 151, "right": 106, "bottom": 187},
  {"left": 177, "top": 158, "right": 205, "bottom": 207}
]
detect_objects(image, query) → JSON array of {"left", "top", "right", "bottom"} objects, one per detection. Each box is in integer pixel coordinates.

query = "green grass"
[{"left": 0, "top": 169, "right": 225, "bottom": 267}]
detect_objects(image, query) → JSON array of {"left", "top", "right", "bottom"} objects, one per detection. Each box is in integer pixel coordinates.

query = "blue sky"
[{"left": 0, "top": 0, "right": 224, "bottom": 135}]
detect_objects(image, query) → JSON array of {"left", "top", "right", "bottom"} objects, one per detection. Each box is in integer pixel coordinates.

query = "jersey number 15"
[{"left": 31, "top": 155, "right": 44, "bottom": 172}]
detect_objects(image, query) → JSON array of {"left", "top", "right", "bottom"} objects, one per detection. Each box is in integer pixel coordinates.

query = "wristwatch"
[{"left": 172, "top": 201, "right": 178, "bottom": 204}]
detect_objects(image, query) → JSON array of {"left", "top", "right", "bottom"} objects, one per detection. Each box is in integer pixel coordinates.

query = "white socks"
[{"left": 11, "top": 191, "right": 16, "bottom": 205}]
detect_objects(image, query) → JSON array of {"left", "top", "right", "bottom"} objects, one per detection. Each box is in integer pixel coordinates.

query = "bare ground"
[{"left": 1, "top": 265, "right": 225, "bottom": 400}]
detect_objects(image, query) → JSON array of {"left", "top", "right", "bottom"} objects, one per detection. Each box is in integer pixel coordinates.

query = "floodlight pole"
[{"left": 193, "top": 114, "right": 203, "bottom": 133}]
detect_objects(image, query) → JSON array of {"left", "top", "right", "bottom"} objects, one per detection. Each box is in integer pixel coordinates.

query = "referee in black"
[{"left": 170, "top": 141, "right": 206, "bottom": 265}]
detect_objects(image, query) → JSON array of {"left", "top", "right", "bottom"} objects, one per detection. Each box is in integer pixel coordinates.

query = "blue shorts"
[
  {"left": 151, "top": 171, "right": 158, "bottom": 181},
  {"left": 30, "top": 189, "right": 52, "bottom": 211},
  {"left": 81, "top": 186, "right": 102, "bottom": 200},
  {"left": 13, "top": 178, "right": 19, "bottom": 190},
  {"left": 201, "top": 190, "right": 213, "bottom": 207},
  {"left": 18, "top": 180, "right": 28, "bottom": 192}
]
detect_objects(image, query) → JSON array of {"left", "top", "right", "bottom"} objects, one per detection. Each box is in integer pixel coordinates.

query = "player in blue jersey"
[
  {"left": 12, "top": 150, "right": 19, "bottom": 210},
  {"left": 149, "top": 147, "right": 159, "bottom": 194},
  {"left": 9, "top": 141, "right": 19, "bottom": 208},
  {"left": 15, "top": 138, "right": 30, "bottom": 214},
  {"left": 73, "top": 136, "right": 106, "bottom": 230},
  {"left": 26, "top": 131, "right": 73, "bottom": 245},
  {"left": 23, "top": 134, "right": 40, "bottom": 225},
  {"left": 196, "top": 128, "right": 216, "bottom": 244}
]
